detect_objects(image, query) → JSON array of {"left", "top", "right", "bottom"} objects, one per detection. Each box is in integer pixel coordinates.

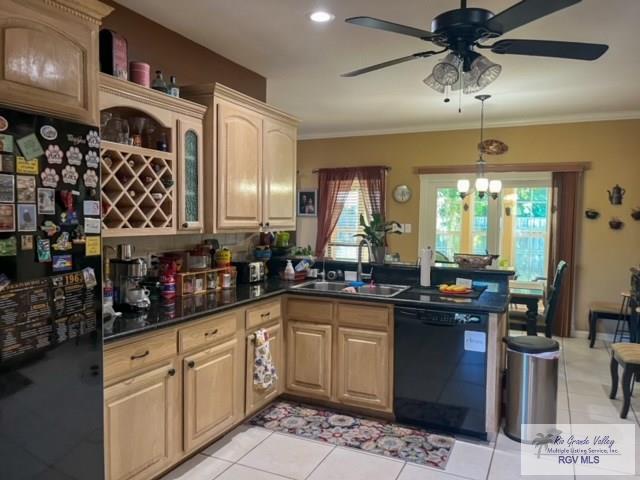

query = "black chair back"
[{"left": 544, "top": 260, "right": 568, "bottom": 338}]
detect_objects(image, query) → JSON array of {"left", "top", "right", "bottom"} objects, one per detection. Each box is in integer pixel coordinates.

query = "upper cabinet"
[
  {"left": 183, "top": 84, "right": 299, "bottom": 233},
  {"left": 99, "top": 74, "right": 206, "bottom": 237},
  {"left": 0, "top": 0, "right": 113, "bottom": 126}
]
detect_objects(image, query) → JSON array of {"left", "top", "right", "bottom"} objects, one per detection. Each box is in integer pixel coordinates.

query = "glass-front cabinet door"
[{"left": 178, "top": 118, "right": 204, "bottom": 232}]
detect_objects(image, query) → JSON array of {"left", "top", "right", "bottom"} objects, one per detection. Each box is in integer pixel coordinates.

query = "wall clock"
[{"left": 393, "top": 184, "right": 411, "bottom": 203}]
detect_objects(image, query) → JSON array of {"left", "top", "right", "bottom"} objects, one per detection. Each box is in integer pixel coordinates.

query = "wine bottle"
[
  {"left": 151, "top": 70, "right": 168, "bottom": 93},
  {"left": 168, "top": 75, "right": 180, "bottom": 97}
]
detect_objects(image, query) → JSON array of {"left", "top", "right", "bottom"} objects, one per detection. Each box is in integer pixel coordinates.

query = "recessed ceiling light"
[{"left": 309, "top": 11, "right": 335, "bottom": 23}]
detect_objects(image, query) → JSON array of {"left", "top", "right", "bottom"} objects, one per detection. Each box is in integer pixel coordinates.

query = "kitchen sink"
[{"left": 291, "top": 280, "right": 410, "bottom": 298}]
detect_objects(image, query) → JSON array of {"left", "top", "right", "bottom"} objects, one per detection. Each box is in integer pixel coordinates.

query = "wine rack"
[{"left": 101, "top": 141, "right": 176, "bottom": 236}]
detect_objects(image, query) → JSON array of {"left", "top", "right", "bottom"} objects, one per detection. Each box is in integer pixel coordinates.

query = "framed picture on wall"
[{"left": 298, "top": 189, "right": 317, "bottom": 217}]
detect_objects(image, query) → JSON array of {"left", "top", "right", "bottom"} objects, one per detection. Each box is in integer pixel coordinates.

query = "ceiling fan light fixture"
[
  {"left": 432, "top": 53, "right": 462, "bottom": 86},
  {"left": 423, "top": 74, "right": 445, "bottom": 93},
  {"left": 471, "top": 54, "right": 502, "bottom": 89},
  {"left": 309, "top": 10, "right": 335, "bottom": 23}
]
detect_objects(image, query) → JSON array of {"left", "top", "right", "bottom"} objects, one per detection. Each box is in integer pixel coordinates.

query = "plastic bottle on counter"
[
  {"left": 284, "top": 260, "right": 295, "bottom": 281},
  {"left": 420, "top": 246, "right": 434, "bottom": 287}
]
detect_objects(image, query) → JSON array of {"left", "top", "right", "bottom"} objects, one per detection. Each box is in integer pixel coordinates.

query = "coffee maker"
[{"left": 110, "top": 244, "right": 151, "bottom": 310}]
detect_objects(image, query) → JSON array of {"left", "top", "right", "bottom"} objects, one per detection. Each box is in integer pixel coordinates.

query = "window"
[
  {"left": 326, "top": 181, "right": 370, "bottom": 261},
  {"left": 420, "top": 173, "right": 551, "bottom": 282}
]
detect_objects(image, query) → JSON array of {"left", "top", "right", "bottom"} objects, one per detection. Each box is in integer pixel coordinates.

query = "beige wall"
[{"left": 297, "top": 119, "right": 640, "bottom": 332}]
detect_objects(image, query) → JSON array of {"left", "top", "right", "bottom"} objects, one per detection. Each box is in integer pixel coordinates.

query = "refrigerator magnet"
[
  {"left": 66, "top": 146, "right": 83, "bottom": 166},
  {"left": 41, "top": 220, "right": 60, "bottom": 237},
  {"left": 83, "top": 200, "right": 100, "bottom": 216},
  {"left": 16, "top": 156, "right": 39, "bottom": 175},
  {"left": 45, "top": 145, "right": 64, "bottom": 164},
  {"left": 85, "top": 151, "right": 99, "bottom": 169},
  {"left": 37, "top": 238, "right": 51, "bottom": 262},
  {"left": 52, "top": 254, "right": 72, "bottom": 272},
  {"left": 61, "top": 165, "right": 78, "bottom": 185},
  {"left": 17, "top": 204, "right": 37, "bottom": 231},
  {"left": 0, "top": 133, "right": 14, "bottom": 153},
  {"left": 21, "top": 235, "right": 33, "bottom": 250},
  {"left": 84, "top": 217, "right": 101, "bottom": 234},
  {"left": 85, "top": 236, "right": 100, "bottom": 256},
  {"left": 52, "top": 232, "right": 72, "bottom": 251},
  {"left": 0, "top": 153, "right": 15, "bottom": 173},
  {"left": 0, "top": 115, "right": 8, "bottom": 132},
  {"left": 0, "top": 236, "right": 17, "bottom": 256},
  {"left": 40, "top": 125, "right": 58, "bottom": 141},
  {"left": 0, "top": 204, "right": 15, "bottom": 231},
  {"left": 41, "top": 168, "right": 59, "bottom": 188},
  {"left": 16, "top": 133, "right": 44, "bottom": 160},
  {"left": 86, "top": 130, "right": 100, "bottom": 148},
  {"left": 83, "top": 169, "right": 98, "bottom": 188},
  {"left": 82, "top": 266, "right": 98, "bottom": 288},
  {"left": 16, "top": 175, "right": 36, "bottom": 203},
  {"left": 0, "top": 173, "right": 15, "bottom": 202},
  {"left": 37, "top": 188, "right": 56, "bottom": 214}
]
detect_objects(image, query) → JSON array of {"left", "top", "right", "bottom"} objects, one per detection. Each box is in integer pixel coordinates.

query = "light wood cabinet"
[
  {"left": 0, "top": 0, "right": 112, "bottom": 125},
  {"left": 336, "top": 328, "right": 391, "bottom": 411},
  {"left": 246, "top": 321, "right": 284, "bottom": 415},
  {"left": 104, "top": 361, "right": 179, "bottom": 480},
  {"left": 216, "top": 100, "right": 263, "bottom": 230},
  {"left": 182, "top": 83, "right": 299, "bottom": 233},
  {"left": 286, "top": 321, "right": 332, "bottom": 399},
  {"left": 263, "top": 118, "right": 297, "bottom": 230},
  {"left": 183, "top": 337, "right": 244, "bottom": 452}
]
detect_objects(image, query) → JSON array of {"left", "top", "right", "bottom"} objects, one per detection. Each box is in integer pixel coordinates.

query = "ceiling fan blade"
[
  {"left": 485, "top": 0, "right": 582, "bottom": 34},
  {"left": 341, "top": 51, "right": 438, "bottom": 77},
  {"left": 490, "top": 39, "right": 608, "bottom": 60},
  {"left": 345, "top": 16, "right": 435, "bottom": 40}
]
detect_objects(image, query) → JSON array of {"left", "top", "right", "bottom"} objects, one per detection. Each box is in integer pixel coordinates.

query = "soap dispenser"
[
  {"left": 284, "top": 260, "right": 295, "bottom": 281},
  {"left": 420, "top": 246, "right": 434, "bottom": 287}
]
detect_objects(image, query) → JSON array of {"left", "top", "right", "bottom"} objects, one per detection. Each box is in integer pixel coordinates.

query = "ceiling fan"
[{"left": 342, "top": 0, "right": 608, "bottom": 95}]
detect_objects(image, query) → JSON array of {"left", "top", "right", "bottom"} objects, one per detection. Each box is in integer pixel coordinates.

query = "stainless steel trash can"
[{"left": 504, "top": 336, "right": 560, "bottom": 443}]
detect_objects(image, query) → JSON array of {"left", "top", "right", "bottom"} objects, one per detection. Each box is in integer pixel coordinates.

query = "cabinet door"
[
  {"left": 183, "top": 338, "right": 243, "bottom": 452},
  {"left": 216, "top": 100, "right": 262, "bottom": 230},
  {"left": 246, "top": 322, "right": 284, "bottom": 415},
  {"left": 177, "top": 117, "right": 204, "bottom": 232},
  {"left": 336, "top": 328, "right": 391, "bottom": 411},
  {"left": 286, "top": 321, "right": 332, "bottom": 399},
  {"left": 104, "top": 362, "right": 178, "bottom": 480},
  {"left": 263, "top": 118, "right": 297, "bottom": 230}
]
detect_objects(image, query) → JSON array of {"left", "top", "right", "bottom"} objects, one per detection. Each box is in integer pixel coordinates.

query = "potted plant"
[{"left": 353, "top": 213, "right": 401, "bottom": 264}]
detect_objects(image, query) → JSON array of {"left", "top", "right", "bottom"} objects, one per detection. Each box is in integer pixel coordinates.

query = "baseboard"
[{"left": 573, "top": 329, "right": 615, "bottom": 342}]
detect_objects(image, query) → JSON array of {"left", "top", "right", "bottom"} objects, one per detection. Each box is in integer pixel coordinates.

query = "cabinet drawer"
[
  {"left": 336, "top": 302, "right": 390, "bottom": 330},
  {"left": 246, "top": 299, "right": 281, "bottom": 330},
  {"left": 287, "top": 297, "right": 333, "bottom": 323},
  {"left": 179, "top": 312, "right": 238, "bottom": 353},
  {"left": 104, "top": 330, "right": 177, "bottom": 382}
]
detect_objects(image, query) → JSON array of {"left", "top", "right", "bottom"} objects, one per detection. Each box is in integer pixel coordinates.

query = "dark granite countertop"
[{"left": 105, "top": 277, "right": 510, "bottom": 343}]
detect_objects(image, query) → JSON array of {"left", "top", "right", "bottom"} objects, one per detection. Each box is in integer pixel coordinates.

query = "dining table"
[{"left": 510, "top": 287, "right": 545, "bottom": 336}]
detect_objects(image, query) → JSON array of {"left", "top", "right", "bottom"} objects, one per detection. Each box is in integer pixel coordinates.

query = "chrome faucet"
[{"left": 356, "top": 238, "right": 372, "bottom": 282}]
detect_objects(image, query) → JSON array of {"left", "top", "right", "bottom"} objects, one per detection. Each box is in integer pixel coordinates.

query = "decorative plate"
[{"left": 478, "top": 139, "right": 508, "bottom": 155}]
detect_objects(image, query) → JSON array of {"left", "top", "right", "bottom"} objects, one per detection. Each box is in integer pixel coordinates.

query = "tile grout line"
[
  {"left": 217, "top": 426, "right": 274, "bottom": 464},
  {"left": 301, "top": 443, "right": 336, "bottom": 480},
  {"left": 393, "top": 462, "right": 407, "bottom": 480}
]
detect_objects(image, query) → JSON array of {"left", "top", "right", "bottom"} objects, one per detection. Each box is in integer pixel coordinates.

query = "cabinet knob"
[
  {"left": 265, "top": 222, "right": 270, "bottom": 228},
  {"left": 182, "top": 222, "right": 188, "bottom": 228},
  {"left": 168, "top": 368, "right": 176, "bottom": 376},
  {"left": 259, "top": 222, "right": 264, "bottom": 228},
  {"left": 188, "top": 360, "right": 195, "bottom": 368}
]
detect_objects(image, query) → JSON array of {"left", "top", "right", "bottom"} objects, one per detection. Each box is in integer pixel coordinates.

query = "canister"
[{"left": 129, "top": 62, "right": 150, "bottom": 87}]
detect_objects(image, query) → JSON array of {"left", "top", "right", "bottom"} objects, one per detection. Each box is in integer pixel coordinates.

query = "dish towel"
[{"left": 253, "top": 328, "right": 277, "bottom": 390}]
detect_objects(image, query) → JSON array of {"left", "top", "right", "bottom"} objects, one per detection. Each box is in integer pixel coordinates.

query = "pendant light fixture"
[{"left": 458, "top": 95, "right": 502, "bottom": 200}]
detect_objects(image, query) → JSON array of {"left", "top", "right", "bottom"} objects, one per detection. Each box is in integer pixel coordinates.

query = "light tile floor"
[{"left": 163, "top": 336, "right": 640, "bottom": 480}]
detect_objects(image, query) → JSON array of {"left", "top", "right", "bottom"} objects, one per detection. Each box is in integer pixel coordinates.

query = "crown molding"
[{"left": 297, "top": 110, "right": 640, "bottom": 141}]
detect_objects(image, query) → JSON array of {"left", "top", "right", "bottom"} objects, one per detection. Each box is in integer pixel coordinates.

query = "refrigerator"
[{"left": 0, "top": 107, "right": 104, "bottom": 479}]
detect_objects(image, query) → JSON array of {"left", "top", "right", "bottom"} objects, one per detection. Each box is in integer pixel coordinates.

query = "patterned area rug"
[{"left": 249, "top": 401, "right": 454, "bottom": 469}]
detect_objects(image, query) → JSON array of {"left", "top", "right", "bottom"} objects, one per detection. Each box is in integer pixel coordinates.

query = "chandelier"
[
  {"left": 457, "top": 94, "right": 502, "bottom": 200},
  {"left": 423, "top": 52, "right": 501, "bottom": 101}
]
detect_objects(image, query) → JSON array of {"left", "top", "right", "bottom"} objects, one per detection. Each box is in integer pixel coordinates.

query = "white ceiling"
[{"left": 118, "top": 0, "right": 640, "bottom": 138}]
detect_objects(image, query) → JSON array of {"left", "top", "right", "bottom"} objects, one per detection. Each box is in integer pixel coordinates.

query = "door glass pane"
[
  {"left": 472, "top": 196, "right": 488, "bottom": 254},
  {"left": 184, "top": 130, "right": 199, "bottom": 223},
  {"left": 435, "top": 188, "right": 462, "bottom": 261},
  {"left": 512, "top": 187, "right": 550, "bottom": 281}
]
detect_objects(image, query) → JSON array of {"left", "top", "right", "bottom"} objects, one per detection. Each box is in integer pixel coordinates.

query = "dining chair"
[{"left": 541, "top": 260, "right": 568, "bottom": 338}]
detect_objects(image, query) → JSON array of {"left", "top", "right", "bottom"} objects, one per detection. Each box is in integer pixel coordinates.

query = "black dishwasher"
[{"left": 394, "top": 307, "right": 488, "bottom": 439}]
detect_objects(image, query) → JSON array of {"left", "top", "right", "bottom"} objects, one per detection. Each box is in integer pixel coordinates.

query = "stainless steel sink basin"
[{"left": 291, "top": 280, "right": 409, "bottom": 298}]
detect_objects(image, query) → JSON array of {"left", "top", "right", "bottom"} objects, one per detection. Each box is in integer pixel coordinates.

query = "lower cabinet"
[
  {"left": 285, "top": 321, "right": 333, "bottom": 399},
  {"left": 104, "top": 361, "right": 179, "bottom": 480},
  {"left": 183, "top": 337, "right": 244, "bottom": 452},
  {"left": 246, "top": 321, "right": 284, "bottom": 415},
  {"left": 336, "top": 327, "right": 391, "bottom": 411}
]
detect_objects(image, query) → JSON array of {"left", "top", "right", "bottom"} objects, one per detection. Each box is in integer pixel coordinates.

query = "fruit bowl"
[{"left": 453, "top": 253, "right": 498, "bottom": 269}]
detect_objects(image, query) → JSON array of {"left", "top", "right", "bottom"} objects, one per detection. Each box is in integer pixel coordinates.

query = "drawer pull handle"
[
  {"left": 204, "top": 329, "right": 219, "bottom": 337},
  {"left": 260, "top": 312, "right": 271, "bottom": 318},
  {"left": 130, "top": 350, "right": 150, "bottom": 360},
  {"left": 168, "top": 368, "right": 176, "bottom": 376},
  {"left": 188, "top": 360, "right": 195, "bottom": 368}
]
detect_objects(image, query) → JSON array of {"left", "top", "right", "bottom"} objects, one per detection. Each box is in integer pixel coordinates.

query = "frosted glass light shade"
[
  {"left": 475, "top": 177, "right": 489, "bottom": 192},
  {"left": 489, "top": 179, "right": 502, "bottom": 193},
  {"left": 423, "top": 74, "right": 445, "bottom": 93},
  {"left": 432, "top": 54, "right": 462, "bottom": 86},
  {"left": 457, "top": 179, "right": 471, "bottom": 194},
  {"left": 472, "top": 55, "right": 502, "bottom": 89}
]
